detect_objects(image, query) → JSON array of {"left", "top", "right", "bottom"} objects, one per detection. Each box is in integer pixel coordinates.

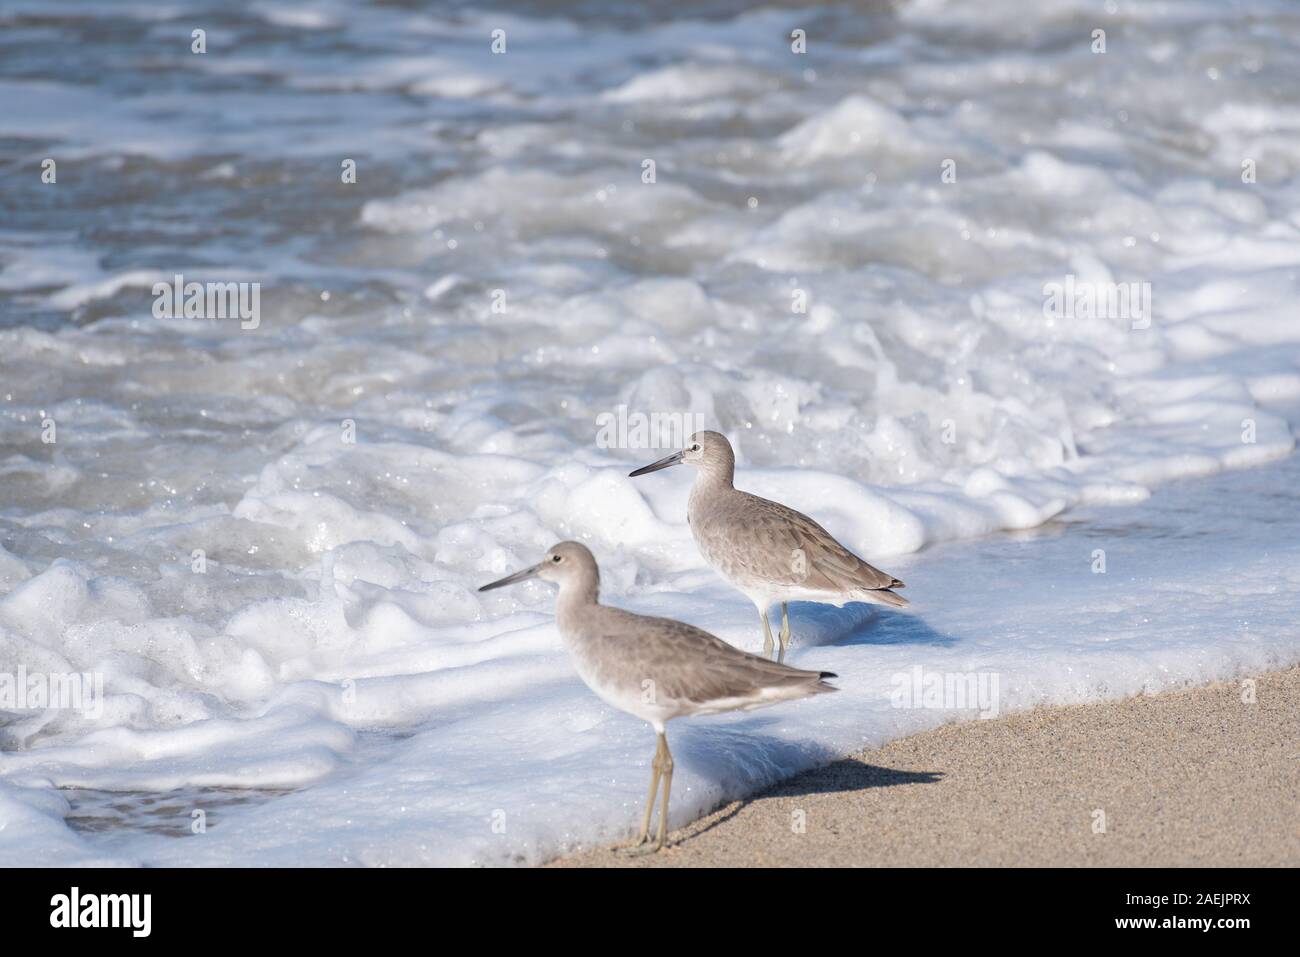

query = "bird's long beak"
[
  {"left": 478, "top": 563, "right": 542, "bottom": 592},
  {"left": 628, "top": 450, "right": 683, "bottom": 477}
]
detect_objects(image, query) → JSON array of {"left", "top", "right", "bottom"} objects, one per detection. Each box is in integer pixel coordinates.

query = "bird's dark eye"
[
  {"left": 691, "top": 444, "right": 701, "bottom": 452},
  {"left": 551, "top": 555, "right": 562, "bottom": 563}
]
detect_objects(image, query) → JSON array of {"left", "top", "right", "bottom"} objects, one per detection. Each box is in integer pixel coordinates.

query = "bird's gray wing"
[
  {"left": 600, "top": 608, "right": 834, "bottom": 708},
  {"left": 731, "top": 492, "right": 905, "bottom": 593}
]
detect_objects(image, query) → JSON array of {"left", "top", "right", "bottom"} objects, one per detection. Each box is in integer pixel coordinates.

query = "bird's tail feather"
[{"left": 860, "top": 587, "right": 909, "bottom": 609}]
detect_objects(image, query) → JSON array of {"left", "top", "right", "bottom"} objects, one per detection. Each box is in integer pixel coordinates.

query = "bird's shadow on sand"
[
  {"left": 668, "top": 722, "right": 944, "bottom": 846},
  {"left": 791, "top": 601, "right": 957, "bottom": 648},
  {"left": 684, "top": 756, "right": 944, "bottom": 844},
  {"left": 768, "top": 758, "right": 944, "bottom": 796}
]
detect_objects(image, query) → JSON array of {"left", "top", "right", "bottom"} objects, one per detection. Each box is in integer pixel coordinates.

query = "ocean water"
[{"left": 1, "top": 0, "right": 1299, "bottom": 866}]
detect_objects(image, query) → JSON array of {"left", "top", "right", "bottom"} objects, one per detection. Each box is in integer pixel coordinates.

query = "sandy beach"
[{"left": 549, "top": 668, "right": 1299, "bottom": 867}]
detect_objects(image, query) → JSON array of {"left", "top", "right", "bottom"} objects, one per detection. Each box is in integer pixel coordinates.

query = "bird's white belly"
[{"left": 748, "top": 584, "right": 855, "bottom": 615}]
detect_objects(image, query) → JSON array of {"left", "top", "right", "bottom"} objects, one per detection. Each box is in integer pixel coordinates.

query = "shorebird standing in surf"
[
  {"left": 479, "top": 541, "right": 836, "bottom": 851},
  {"left": 630, "top": 431, "right": 908, "bottom": 663}
]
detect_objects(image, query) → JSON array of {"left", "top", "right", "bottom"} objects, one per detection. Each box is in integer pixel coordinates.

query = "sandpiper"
[
  {"left": 479, "top": 541, "right": 836, "bottom": 851},
  {"left": 630, "top": 430, "right": 908, "bottom": 662}
]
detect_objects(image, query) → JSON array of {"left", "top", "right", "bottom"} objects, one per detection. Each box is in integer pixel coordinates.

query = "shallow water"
[
  {"left": 1, "top": 0, "right": 1299, "bottom": 865},
  {"left": 64, "top": 785, "right": 294, "bottom": 840}
]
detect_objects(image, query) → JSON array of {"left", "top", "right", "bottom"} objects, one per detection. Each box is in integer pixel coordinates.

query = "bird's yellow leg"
[
  {"left": 761, "top": 610, "right": 776, "bottom": 659},
  {"left": 777, "top": 602, "right": 791, "bottom": 663},
  {"left": 631, "top": 734, "right": 664, "bottom": 847},
  {"left": 654, "top": 733, "right": 674, "bottom": 851}
]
